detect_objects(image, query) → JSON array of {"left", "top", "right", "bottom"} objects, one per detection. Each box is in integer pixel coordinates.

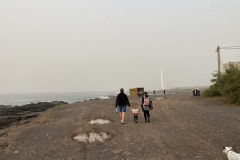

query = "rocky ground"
[
  {"left": 0, "top": 101, "right": 67, "bottom": 143},
  {"left": 0, "top": 93, "right": 239, "bottom": 160}
]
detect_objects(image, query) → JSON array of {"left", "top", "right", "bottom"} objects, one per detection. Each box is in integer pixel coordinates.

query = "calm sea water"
[{"left": 0, "top": 92, "right": 118, "bottom": 106}]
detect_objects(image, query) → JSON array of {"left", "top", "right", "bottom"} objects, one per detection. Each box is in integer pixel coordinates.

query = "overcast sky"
[{"left": 0, "top": 0, "right": 240, "bottom": 93}]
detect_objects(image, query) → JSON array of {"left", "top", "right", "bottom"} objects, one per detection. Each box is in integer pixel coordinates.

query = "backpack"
[{"left": 143, "top": 97, "right": 150, "bottom": 106}]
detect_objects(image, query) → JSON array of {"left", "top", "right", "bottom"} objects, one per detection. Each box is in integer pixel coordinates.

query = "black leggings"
[
  {"left": 143, "top": 110, "right": 150, "bottom": 120},
  {"left": 134, "top": 116, "right": 138, "bottom": 121}
]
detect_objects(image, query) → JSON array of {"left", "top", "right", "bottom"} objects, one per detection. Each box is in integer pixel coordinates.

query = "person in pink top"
[
  {"left": 130, "top": 106, "right": 141, "bottom": 123},
  {"left": 140, "top": 92, "right": 153, "bottom": 123}
]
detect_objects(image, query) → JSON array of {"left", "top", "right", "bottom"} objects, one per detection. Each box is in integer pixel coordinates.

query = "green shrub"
[
  {"left": 237, "top": 98, "right": 240, "bottom": 105},
  {"left": 203, "top": 83, "right": 222, "bottom": 97},
  {"left": 203, "top": 64, "right": 240, "bottom": 105}
]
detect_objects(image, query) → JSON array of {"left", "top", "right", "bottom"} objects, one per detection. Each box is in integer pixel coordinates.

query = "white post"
[{"left": 161, "top": 69, "right": 164, "bottom": 90}]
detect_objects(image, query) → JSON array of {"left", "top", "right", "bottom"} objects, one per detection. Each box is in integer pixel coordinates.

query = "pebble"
[{"left": 13, "top": 150, "right": 19, "bottom": 154}]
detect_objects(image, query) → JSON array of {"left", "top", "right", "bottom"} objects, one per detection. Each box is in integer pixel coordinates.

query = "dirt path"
[{"left": 0, "top": 93, "right": 240, "bottom": 160}]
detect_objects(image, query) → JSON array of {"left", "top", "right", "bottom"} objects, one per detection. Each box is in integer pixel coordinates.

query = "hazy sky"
[{"left": 1, "top": 0, "right": 240, "bottom": 93}]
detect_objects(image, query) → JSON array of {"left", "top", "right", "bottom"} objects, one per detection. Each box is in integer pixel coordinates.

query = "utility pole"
[
  {"left": 215, "top": 45, "right": 240, "bottom": 80},
  {"left": 216, "top": 46, "right": 221, "bottom": 80}
]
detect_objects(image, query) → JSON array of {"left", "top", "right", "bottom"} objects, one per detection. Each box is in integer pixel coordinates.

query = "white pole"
[{"left": 161, "top": 69, "right": 164, "bottom": 90}]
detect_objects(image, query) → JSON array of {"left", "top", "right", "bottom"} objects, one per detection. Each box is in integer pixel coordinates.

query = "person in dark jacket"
[
  {"left": 115, "top": 88, "right": 131, "bottom": 124},
  {"left": 140, "top": 92, "right": 152, "bottom": 123}
]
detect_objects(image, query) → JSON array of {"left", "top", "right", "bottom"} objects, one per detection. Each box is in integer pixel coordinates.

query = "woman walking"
[
  {"left": 140, "top": 92, "right": 152, "bottom": 123},
  {"left": 115, "top": 88, "right": 131, "bottom": 124}
]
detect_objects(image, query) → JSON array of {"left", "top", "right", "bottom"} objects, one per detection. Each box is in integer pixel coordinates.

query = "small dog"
[{"left": 223, "top": 146, "right": 240, "bottom": 160}]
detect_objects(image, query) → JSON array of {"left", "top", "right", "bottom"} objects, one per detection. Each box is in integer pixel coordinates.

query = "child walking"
[{"left": 130, "top": 106, "right": 140, "bottom": 123}]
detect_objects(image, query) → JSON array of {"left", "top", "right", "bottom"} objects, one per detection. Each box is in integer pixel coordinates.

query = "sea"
[{"left": 0, "top": 91, "right": 120, "bottom": 106}]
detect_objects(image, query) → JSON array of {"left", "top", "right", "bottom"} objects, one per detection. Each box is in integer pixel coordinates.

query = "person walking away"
[
  {"left": 140, "top": 92, "right": 153, "bottom": 123},
  {"left": 130, "top": 106, "right": 141, "bottom": 123},
  {"left": 115, "top": 88, "right": 131, "bottom": 124}
]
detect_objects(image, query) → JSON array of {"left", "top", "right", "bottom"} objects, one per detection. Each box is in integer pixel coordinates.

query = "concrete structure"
[
  {"left": 129, "top": 88, "right": 144, "bottom": 97},
  {"left": 222, "top": 61, "right": 240, "bottom": 73}
]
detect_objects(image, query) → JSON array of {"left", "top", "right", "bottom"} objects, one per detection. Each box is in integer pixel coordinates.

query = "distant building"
[
  {"left": 222, "top": 61, "right": 240, "bottom": 73},
  {"left": 129, "top": 88, "right": 144, "bottom": 97}
]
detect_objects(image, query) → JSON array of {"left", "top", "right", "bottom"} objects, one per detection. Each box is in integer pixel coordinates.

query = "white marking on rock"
[
  {"left": 88, "top": 119, "right": 111, "bottom": 125},
  {"left": 89, "top": 133, "right": 102, "bottom": 143},
  {"left": 73, "top": 132, "right": 110, "bottom": 143},
  {"left": 73, "top": 134, "right": 88, "bottom": 143}
]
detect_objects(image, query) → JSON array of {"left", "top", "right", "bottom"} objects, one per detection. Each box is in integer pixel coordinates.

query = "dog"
[{"left": 223, "top": 146, "right": 240, "bottom": 160}]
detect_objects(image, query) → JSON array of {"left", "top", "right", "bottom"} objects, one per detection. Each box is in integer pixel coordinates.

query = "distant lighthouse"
[{"left": 161, "top": 69, "right": 164, "bottom": 90}]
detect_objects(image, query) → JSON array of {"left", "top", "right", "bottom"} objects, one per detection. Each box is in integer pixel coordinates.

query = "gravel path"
[{"left": 0, "top": 93, "right": 239, "bottom": 160}]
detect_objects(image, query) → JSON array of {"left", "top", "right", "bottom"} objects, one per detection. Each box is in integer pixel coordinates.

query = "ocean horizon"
[{"left": 0, "top": 91, "right": 120, "bottom": 106}]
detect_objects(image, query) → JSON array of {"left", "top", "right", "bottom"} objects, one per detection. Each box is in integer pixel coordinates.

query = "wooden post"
[
  {"left": 153, "top": 90, "right": 155, "bottom": 100},
  {"left": 217, "top": 46, "right": 221, "bottom": 80}
]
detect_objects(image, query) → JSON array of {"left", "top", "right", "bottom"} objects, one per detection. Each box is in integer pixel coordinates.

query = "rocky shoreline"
[{"left": 0, "top": 101, "right": 68, "bottom": 138}]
